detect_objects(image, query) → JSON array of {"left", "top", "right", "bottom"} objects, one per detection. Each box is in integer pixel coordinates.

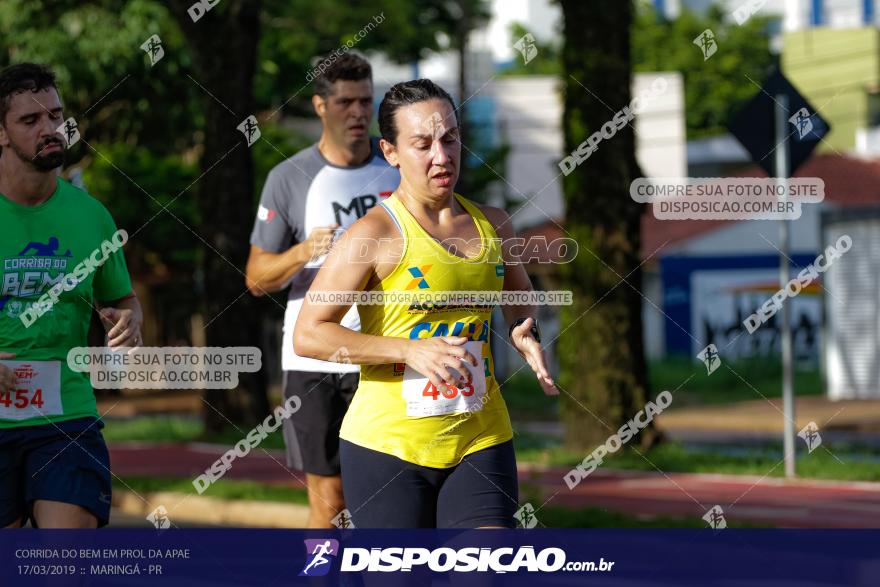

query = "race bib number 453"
[
  {"left": 402, "top": 341, "right": 486, "bottom": 418},
  {"left": 0, "top": 360, "right": 62, "bottom": 420}
]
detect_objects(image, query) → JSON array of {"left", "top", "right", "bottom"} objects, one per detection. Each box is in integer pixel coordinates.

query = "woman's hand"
[
  {"left": 403, "top": 336, "right": 479, "bottom": 391},
  {"left": 511, "top": 318, "right": 558, "bottom": 396}
]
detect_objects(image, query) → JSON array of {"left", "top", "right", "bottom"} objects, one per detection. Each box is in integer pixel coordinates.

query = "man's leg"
[
  {"left": 305, "top": 473, "right": 345, "bottom": 529},
  {"left": 282, "top": 371, "right": 358, "bottom": 528},
  {"left": 0, "top": 427, "right": 25, "bottom": 529},
  {"left": 32, "top": 500, "right": 97, "bottom": 528}
]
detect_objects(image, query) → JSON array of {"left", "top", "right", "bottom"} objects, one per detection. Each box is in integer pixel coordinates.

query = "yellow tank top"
[{"left": 339, "top": 193, "right": 513, "bottom": 468}]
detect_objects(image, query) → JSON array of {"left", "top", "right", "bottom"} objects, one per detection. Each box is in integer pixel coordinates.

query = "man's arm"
[
  {"left": 0, "top": 352, "right": 15, "bottom": 394},
  {"left": 245, "top": 243, "right": 309, "bottom": 296},
  {"left": 244, "top": 163, "right": 341, "bottom": 296},
  {"left": 244, "top": 224, "right": 337, "bottom": 296}
]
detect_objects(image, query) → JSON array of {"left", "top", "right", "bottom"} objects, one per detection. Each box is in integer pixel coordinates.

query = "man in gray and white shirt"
[{"left": 246, "top": 53, "right": 399, "bottom": 528}]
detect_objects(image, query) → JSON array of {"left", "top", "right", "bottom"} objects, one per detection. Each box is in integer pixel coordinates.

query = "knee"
[
  {"left": 315, "top": 490, "right": 345, "bottom": 514},
  {"left": 310, "top": 479, "right": 345, "bottom": 512},
  {"left": 3, "top": 518, "right": 22, "bottom": 529}
]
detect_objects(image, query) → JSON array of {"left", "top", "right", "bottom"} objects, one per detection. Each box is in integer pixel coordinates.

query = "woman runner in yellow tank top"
[{"left": 295, "top": 79, "right": 557, "bottom": 529}]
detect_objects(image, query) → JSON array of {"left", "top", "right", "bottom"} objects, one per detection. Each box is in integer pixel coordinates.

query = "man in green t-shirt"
[{"left": 0, "top": 63, "right": 142, "bottom": 529}]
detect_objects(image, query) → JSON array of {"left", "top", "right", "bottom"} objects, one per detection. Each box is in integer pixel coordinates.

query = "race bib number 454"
[
  {"left": 402, "top": 341, "right": 486, "bottom": 418},
  {"left": 0, "top": 361, "right": 62, "bottom": 420}
]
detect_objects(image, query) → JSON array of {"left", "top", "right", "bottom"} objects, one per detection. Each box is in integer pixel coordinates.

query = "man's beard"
[{"left": 9, "top": 137, "right": 66, "bottom": 171}]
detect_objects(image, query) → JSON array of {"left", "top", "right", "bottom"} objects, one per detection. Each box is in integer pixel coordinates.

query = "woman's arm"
[
  {"left": 293, "top": 210, "right": 401, "bottom": 362},
  {"left": 482, "top": 205, "right": 558, "bottom": 396},
  {"left": 294, "top": 206, "right": 479, "bottom": 391}
]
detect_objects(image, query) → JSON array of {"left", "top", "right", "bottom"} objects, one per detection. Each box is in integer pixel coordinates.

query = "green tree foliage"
[
  {"left": 500, "top": 22, "right": 561, "bottom": 76},
  {"left": 0, "top": 0, "right": 201, "bottom": 153},
  {"left": 503, "top": 2, "right": 777, "bottom": 138},
  {"left": 632, "top": 2, "right": 777, "bottom": 138},
  {"left": 257, "top": 0, "right": 488, "bottom": 114}
]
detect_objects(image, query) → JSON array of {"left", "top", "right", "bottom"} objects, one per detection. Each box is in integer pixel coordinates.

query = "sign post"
[
  {"left": 729, "top": 66, "right": 830, "bottom": 479},
  {"left": 774, "top": 93, "right": 796, "bottom": 478}
]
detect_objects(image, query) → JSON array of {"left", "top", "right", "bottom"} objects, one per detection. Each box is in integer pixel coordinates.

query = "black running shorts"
[
  {"left": 339, "top": 438, "right": 519, "bottom": 528},
  {"left": 282, "top": 370, "right": 358, "bottom": 476}
]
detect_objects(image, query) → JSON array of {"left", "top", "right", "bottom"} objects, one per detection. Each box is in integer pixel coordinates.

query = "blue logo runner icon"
[
  {"left": 18, "top": 236, "right": 72, "bottom": 258},
  {"left": 299, "top": 538, "right": 339, "bottom": 576}
]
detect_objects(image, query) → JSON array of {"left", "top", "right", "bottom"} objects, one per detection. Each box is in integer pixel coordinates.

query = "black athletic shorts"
[
  {"left": 282, "top": 370, "right": 358, "bottom": 476},
  {"left": 0, "top": 417, "right": 112, "bottom": 528},
  {"left": 339, "top": 438, "right": 519, "bottom": 528}
]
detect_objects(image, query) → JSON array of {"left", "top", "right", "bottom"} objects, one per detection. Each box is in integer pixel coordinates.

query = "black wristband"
[{"left": 509, "top": 317, "right": 541, "bottom": 344}]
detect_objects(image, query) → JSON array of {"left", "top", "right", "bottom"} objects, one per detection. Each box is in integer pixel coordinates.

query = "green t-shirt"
[{"left": 0, "top": 178, "right": 132, "bottom": 428}]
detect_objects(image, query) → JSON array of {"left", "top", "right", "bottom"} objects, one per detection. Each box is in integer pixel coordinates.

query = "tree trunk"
[
  {"left": 557, "top": 0, "right": 656, "bottom": 450},
  {"left": 167, "top": 0, "right": 269, "bottom": 433},
  {"left": 455, "top": 0, "right": 471, "bottom": 196}
]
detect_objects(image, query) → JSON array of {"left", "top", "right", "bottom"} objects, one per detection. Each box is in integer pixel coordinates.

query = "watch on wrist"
[{"left": 509, "top": 317, "right": 541, "bottom": 344}]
